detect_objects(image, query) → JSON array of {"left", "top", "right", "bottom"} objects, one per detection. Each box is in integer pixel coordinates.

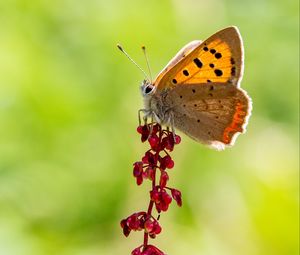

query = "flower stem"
[{"left": 143, "top": 126, "right": 163, "bottom": 250}]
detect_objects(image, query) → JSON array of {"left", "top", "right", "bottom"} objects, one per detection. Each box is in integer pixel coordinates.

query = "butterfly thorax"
[{"left": 141, "top": 80, "right": 172, "bottom": 125}]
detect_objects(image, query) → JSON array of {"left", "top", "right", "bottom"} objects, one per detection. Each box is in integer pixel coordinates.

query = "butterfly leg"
[
  {"left": 166, "top": 112, "right": 177, "bottom": 143},
  {"left": 138, "top": 109, "right": 149, "bottom": 126},
  {"left": 147, "top": 114, "right": 155, "bottom": 140},
  {"left": 138, "top": 108, "right": 157, "bottom": 124},
  {"left": 171, "top": 116, "right": 177, "bottom": 143},
  {"left": 138, "top": 109, "right": 159, "bottom": 140},
  {"left": 146, "top": 111, "right": 163, "bottom": 139}
]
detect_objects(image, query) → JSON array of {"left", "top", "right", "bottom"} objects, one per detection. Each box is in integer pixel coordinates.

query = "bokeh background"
[{"left": 0, "top": 0, "right": 298, "bottom": 255}]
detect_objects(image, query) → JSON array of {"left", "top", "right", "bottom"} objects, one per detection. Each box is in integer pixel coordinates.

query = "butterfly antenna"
[
  {"left": 117, "top": 44, "right": 150, "bottom": 81},
  {"left": 141, "top": 46, "right": 153, "bottom": 82}
]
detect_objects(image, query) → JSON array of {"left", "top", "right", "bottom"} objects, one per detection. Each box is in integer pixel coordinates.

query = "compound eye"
[{"left": 145, "top": 85, "right": 154, "bottom": 94}]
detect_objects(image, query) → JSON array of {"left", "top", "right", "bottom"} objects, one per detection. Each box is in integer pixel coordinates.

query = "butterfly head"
[{"left": 141, "top": 79, "right": 156, "bottom": 97}]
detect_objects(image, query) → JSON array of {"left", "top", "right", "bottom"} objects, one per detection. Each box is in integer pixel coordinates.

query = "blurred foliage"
[{"left": 0, "top": 0, "right": 298, "bottom": 255}]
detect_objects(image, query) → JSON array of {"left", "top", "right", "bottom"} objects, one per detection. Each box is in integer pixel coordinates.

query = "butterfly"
[{"left": 120, "top": 27, "right": 252, "bottom": 150}]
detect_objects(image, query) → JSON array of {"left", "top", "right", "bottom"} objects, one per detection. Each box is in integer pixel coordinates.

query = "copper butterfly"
[{"left": 119, "top": 26, "right": 252, "bottom": 150}]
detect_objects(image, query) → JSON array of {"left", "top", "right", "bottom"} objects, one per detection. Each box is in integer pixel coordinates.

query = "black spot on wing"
[
  {"left": 183, "top": 70, "right": 189, "bottom": 76},
  {"left": 193, "top": 58, "right": 203, "bottom": 68},
  {"left": 215, "top": 53, "right": 222, "bottom": 59},
  {"left": 214, "top": 69, "right": 223, "bottom": 76}
]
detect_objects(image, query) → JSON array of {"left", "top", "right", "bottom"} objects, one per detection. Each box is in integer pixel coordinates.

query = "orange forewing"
[
  {"left": 154, "top": 40, "right": 202, "bottom": 86},
  {"left": 154, "top": 27, "right": 243, "bottom": 90}
]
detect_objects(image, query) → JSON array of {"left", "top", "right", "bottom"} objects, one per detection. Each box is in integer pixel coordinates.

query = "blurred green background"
[{"left": 0, "top": 0, "right": 298, "bottom": 255}]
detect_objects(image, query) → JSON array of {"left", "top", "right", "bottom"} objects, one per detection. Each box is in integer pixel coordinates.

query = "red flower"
[
  {"left": 144, "top": 219, "right": 162, "bottom": 236},
  {"left": 171, "top": 188, "right": 182, "bottom": 207},
  {"left": 159, "top": 171, "right": 169, "bottom": 188},
  {"left": 150, "top": 187, "right": 172, "bottom": 213},
  {"left": 160, "top": 155, "right": 174, "bottom": 170},
  {"left": 121, "top": 123, "right": 182, "bottom": 254},
  {"left": 131, "top": 245, "right": 166, "bottom": 255}
]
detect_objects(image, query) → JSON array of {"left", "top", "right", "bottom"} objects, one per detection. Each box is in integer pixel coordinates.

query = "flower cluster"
[
  {"left": 120, "top": 123, "right": 182, "bottom": 255},
  {"left": 121, "top": 212, "right": 162, "bottom": 238},
  {"left": 131, "top": 245, "right": 165, "bottom": 255}
]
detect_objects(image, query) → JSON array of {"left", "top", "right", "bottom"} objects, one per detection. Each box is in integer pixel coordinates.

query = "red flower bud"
[
  {"left": 151, "top": 124, "right": 160, "bottom": 135},
  {"left": 160, "top": 155, "right": 174, "bottom": 170},
  {"left": 159, "top": 171, "right": 169, "bottom": 187},
  {"left": 120, "top": 218, "right": 131, "bottom": 237},
  {"left": 165, "top": 134, "right": 175, "bottom": 151},
  {"left": 154, "top": 225, "right": 162, "bottom": 235},
  {"left": 131, "top": 246, "right": 142, "bottom": 255},
  {"left": 148, "top": 134, "right": 160, "bottom": 151},
  {"left": 120, "top": 219, "right": 126, "bottom": 228},
  {"left": 143, "top": 245, "right": 165, "bottom": 255},
  {"left": 138, "top": 125, "right": 150, "bottom": 142},
  {"left": 160, "top": 190, "right": 172, "bottom": 212},
  {"left": 166, "top": 158, "right": 174, "bottom": 169},
  {"left": 144, "top": 219, "right": 154, "bottom": 233},
  {"left": 133, "top": 162, "right": 143, "bottom": 177},
  {"left": 127, "top": 214, "right": 140, "bottom": 230},
  {"left": 150, "top": 189, "right": 160, "bottom": 203},
  {"left": 142, "top": 151, "right": 157, "bottom": 166},
  {"left": 144, "top": 167, "right": 155, "bottom": 180},
  {"left": 136, "top": 175, "right": 143, "bottom": 185},
  {"left": 123, "top": 225, "right": 131, "bottom": 237},
  {"left": 171, "top": 189, "right": 182, "bottom": 207},
  {"left": 174, "top": 135, "right": 181, "bottom": 144},
  {"left": 137, "top": 126, "right": 143, "bottom": 134}
]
